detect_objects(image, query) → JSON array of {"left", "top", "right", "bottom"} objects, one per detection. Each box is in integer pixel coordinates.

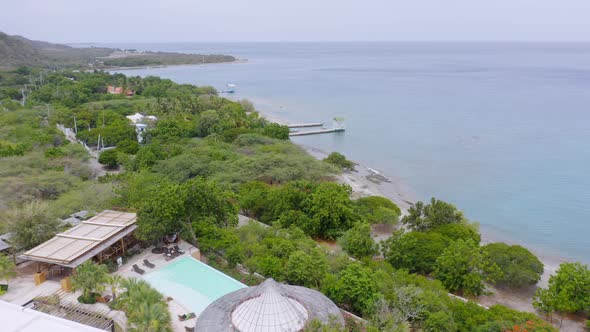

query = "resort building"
[
  {"left": 195, "top": 278, "right": 345, "bottom": 332},
  {"left": 106, "top": 85, "right": 134, "bottom": 96},
  {"left": 19, "top": 210, "right": 138, "bottom": 282},
  {"left": 126, "top": 112, "right": 157, "bottom": 143}
]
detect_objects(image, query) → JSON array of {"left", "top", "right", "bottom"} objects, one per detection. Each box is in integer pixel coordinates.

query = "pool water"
[{"left": 143, "top": 256, "right": 246, "bottom": 314}]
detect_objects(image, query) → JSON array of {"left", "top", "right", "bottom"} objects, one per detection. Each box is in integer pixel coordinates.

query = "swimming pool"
[{"left": 143, "top": 256, "right": 246, "bottom": 315}]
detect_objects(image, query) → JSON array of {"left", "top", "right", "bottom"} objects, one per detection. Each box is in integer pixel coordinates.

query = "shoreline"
[
  {"left": 103, "top": 59, "right": 247, "bottom": 71},
  {"left": 255, "top": 107, "right": 570, "bottom": 316}
]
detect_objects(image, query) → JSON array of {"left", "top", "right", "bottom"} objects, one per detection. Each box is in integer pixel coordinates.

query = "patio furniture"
[
  {"left": 178, "top": 312, "right": 196, "bottom": 321},
  {"left": 151, "top": 247, "right": 166, "bottom": 254},
  {"left": 132, "top": 264, "right": 145, "bottom": 275},
  {"left": 143, "top": 259, "right": 155, "bottom": 268},
  {"left": 174, "top": 245, "right": 185, "bottom": 254}
]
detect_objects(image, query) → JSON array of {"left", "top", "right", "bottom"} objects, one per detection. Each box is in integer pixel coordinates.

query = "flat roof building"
[{"left": 20, "top": 210, "right": 137, "bottom": 268}]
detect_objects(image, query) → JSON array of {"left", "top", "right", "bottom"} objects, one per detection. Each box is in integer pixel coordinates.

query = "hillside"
[{"left": 0, "top": 32, "right": 236, "bottom": 69}]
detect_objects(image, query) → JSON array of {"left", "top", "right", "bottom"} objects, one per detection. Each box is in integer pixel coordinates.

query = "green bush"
[
  {"left": 484, "top": 242, "right": 544, "bottom": 288},
  {"left": 98, "top": 149, "right": 119, "bottom": 169},
  {"left": 324, "top": 152, "right": 355, "bottom": 171}
]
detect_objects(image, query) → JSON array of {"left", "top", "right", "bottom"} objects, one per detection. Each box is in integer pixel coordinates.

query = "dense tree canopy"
[
  {"left": 402, "top": 198, "right": 465, "bottom": 232},
  {"left": 339, "top": 222, "right": 379, "bottom": 259},
  {"left": 534, "top": 262, "right": 590, "bottom": 317},
  {"left": 484, "top": 242, "right": 544, "bottom": 288},
  {"left": 433, "top": 239, "right": 502, "bottom": 296}
]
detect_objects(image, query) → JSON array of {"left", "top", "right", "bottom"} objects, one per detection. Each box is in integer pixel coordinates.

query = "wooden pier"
[
  {"left": 289, "top": 128, "right": 344, "bottom": 136},
  {"left": 287, "top": 123, "right": 323, "bottom": 128}
]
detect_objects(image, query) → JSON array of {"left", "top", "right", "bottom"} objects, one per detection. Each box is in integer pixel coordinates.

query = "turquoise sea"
[{"left": 105, "top": 42, "right": 590, "bottom": 264}]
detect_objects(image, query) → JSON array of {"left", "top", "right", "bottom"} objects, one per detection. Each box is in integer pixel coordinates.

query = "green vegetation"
[
  {"left": 324, "top": 152, "right": 355, "bottom": 171},
  {"left": 354, "top": 196, "right": 401, "bottom": 224},
  {"left": 0, "top": 254, "right": 16, "bottom": 292},
  {"left": 433, "top": 239, "right": 501, "bottom": 296},
  {"left": 98, "top": 149, "right": 119, "bottom": 169},
  {"left": 402, "top": 197, "right": 466, "bottom": 231},
  {"left": 534, "top": 262, "right": 590, "bottom": 325},
  {"left": 71, "top": 261, "right": 109, "bottom": 304},
  {"left": 115, "top": 278, "right": 171, "bottom": 332},
  {"left": 338, "top": 222, "right": 378, "bottom": 259},
  {"left": 484, "top": 242, "right": 544, "bottom": 288},
  {"left": 3, "top": 201, "right": 61, "bottom": 250}
]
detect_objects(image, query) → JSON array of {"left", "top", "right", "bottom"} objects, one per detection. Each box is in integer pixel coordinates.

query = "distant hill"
[{"left": 0, "top": 32, "right": 236, "bottom": 70}]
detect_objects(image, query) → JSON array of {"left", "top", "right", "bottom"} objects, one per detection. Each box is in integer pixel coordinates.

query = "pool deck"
[
  {"left": 115, "top": 241, "right": 200, "bottom": 332},
  {"left": 0, "top": 241, "right": 204, "bottom": 332}
]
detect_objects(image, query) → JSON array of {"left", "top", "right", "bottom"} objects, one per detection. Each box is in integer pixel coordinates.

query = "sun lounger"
[
  {"left": 178, "top": 312, "right": 196, "bottom": 321},
  {"left": 143, "top": 259, "right": 155, "bottom": 268},
  {"left": 174, "top": 245, "right": 185, "bottom": 254},
  {"left": 132, "top": 264, "right": 145, "bottom": 275}
]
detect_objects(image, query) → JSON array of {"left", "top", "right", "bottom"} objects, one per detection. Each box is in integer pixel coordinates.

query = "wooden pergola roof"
[{"left": 20, "top": 210, "right": 137, "bottom": 268}]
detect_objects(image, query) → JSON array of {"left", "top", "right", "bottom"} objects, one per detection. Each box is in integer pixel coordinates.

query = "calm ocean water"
[{"left": 105, "top": 42, "right": 590, "bottom": 264}]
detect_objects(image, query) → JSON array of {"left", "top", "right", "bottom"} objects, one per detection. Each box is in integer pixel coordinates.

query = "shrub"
[
  {"left": 324, "top": 152, "right": 355, "bottom": 171},
  {"left": 484, "top": 242, "right": 543, "bottom": 288},
  {"left": 98, "top": 149, "right": 119, "bottom": 169}
]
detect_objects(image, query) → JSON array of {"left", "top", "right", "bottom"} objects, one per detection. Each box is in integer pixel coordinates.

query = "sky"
[{"left": 2, "top": 0, "right": 590, "bottom": 43}]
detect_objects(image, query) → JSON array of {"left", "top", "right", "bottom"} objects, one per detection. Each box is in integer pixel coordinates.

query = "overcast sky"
[{"left": 2, "top": 0, "right": 590, "bottom": 43}]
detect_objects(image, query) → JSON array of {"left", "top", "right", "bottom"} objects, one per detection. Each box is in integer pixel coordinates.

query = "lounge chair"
[
  {"left": 143, "top": 259, "right": 155, "bottom": 268},
  {"left": 185, "top": 326, "right": 195, "bottom": 332},
  {"left": 132, "top": 264, "right": 145, "bottom": 275},
  {"left": 174, "top": 245, "right": 185, "bottom": 254},
  {"left": 178, "top": 312, "right": 196, "bottom": 321}
]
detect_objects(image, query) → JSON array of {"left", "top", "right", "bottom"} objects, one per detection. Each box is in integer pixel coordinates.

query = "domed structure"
[{"left": 195, "top": 279, "right": 344, "bottom": 332}]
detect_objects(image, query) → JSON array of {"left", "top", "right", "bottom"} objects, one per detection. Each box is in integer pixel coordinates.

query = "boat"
[{"left": 225, "top": 83, "right": 236, "bottom": 93}]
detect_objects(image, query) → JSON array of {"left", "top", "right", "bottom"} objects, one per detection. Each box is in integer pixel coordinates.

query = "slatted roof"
[{"left": 20, "top": 210, "right": 136, "bottom": 268}]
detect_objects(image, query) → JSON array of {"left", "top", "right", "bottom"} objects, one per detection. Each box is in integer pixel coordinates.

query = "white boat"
[{"left": 226, "top": 83, "right": 236, "bottom": 93}]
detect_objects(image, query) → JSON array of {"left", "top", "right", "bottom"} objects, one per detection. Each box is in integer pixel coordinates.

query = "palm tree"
[
  {"left": 119, "top": 278, "right": 163, "bottom": 310},
  {"left": 106, "top": 274, "right": 123, "bottom": 302},
  {"left": 0, "top": 254, "right": 16, "bottom": 291},
  {"left": 71, "top": 261, "right": 109, "bottom": 303},
  {"left": 128, "top": 302, "right": 171, "bottom": 332}
]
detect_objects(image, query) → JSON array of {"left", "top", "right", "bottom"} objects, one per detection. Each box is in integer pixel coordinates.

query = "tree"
[
  {"left": 354, "top": 196, "right": 400, "bottom": 224},
  {"left": 402, "top": 198, "right": 465, "bottom": 232},
  {"left": 0, "top": 254, "right": 16, "bottom": 290},
  {"left": 304, "top": 183, "right": 357, "bottom": 239},
  {"left": 262, "top": 123, "right": 290, "bottom": 140},
  {"left": 424, "top": 311, "right": 457, "bottom": 332},
  {"left": 533, "top": 262, "right": 590, "bottom": 325},
  {"left": 98, "top": 148, "right": 119, "bottom": 169},
  {"left": 484, "top": 242, "right": 544, "bottom": 288},
  {"left": 430, "top": 223, "right": 481, "bottom": 245},
  {"left": 107, "top": 274, "right": 123, "bottom": 302},
  {"left": 433, "top": 239, "right": 501, "bottom": 296},
  {"left": 324, "top": 152, "right": 355, "bottom": 171},
  {"left": 339, "top": 223, "right": 378, "bottom": 259},
  {"left": 137, "top": 177, "right": 237, "bottom": 244},
  {"left": 117, "top": 139, "right": 140, "bottom": 154},
  {"left": 71, "top": 261, "right": 109, "bottom": 304},
  {"left": 5, "top": 201, "right": 61, "bottom": 250},
  {"left": 285, "top": 248, "right": 328, "bottom": 288},
  {"left": 127, "top": 302, "right": 171, "bottom": 332},
  {"left": 382, "top": 230, "right": 449, "bottom": 274},
  {"left": 324, "top": 262, "right": 377, "bottom": 315}
]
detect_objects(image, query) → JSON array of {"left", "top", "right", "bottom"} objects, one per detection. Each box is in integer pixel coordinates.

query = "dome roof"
[
  {"left": 231, "top": 279, "right": 308, "bottom": 332},
  {"left": 195, "top": 278, "right": 344, "bottom": 332}
]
